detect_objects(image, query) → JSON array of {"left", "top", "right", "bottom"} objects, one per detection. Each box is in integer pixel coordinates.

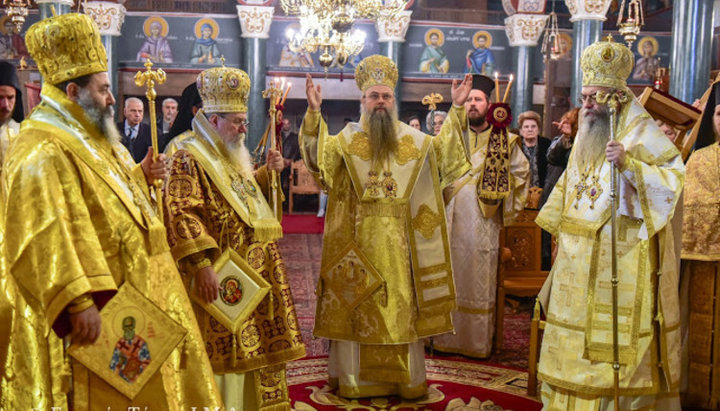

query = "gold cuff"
[{"left": 68, "top": 295, "right": 95, "bottom": 314}]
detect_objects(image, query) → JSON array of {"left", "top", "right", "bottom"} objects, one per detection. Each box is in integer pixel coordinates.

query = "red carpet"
[
  {"left": 282, "top": 214, "right": 325, "bottom": 234},
  {"left": 288, "top": 357, "right": 541, "bottom": 410}
]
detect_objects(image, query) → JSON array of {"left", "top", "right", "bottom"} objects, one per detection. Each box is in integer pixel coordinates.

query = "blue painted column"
[
  {"left": 669, "top": 0, "right": 714, "bottom": 103},
  {"left": 83, "top": 1, "right": 126, "bottom": 108},
  {"left": 36, "top": 0, "right": 72, "bottom": 19},
  {"left": 570, "top": 19, "right": 603, "bottom": 105},
  {"left": 504, "top": 13, "right": 548, "bottom": 127},
  {"left": 376, "top": 10, "right": 412, "bottom": 108},
  {"left": 237, "top": 5, "right": 274, "bottom": 152},
  {"left": 510, "top": 45, "right": 533, "bottom": 125}
]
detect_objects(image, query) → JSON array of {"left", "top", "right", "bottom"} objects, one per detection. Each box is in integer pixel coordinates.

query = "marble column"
[
  {"left": 237, "top": 5, "right": 274, "bottom": 152},
  {"left": 83, "top": 1, "right": 126, "bottom": 102},
  {"left": 376, "top": 10, "right": 411, "bottom": 107},
  {"left": 565, "top": 0, "right": 611, "bottom": 105},
  {"left": 36, "top": 0, "right": 73, "bottom": 19},
  {"left": 504, "top": 13, "right": 548, "bottom": 126},
  {"left": 669, "top": 0, "right": 714, "bottom": 103}
]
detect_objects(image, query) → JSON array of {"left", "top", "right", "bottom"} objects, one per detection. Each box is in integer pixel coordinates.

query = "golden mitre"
[
  {"left": 197, "top": 66, "right": 251, "bottom": 113},
  {"left": 581, "top": 36, "right": 635, "bottom": 90},
  {"left": 25, "top": 13, "right": 107, "bottom": 86},
  {"left": 355, "top": 55, "right": 398, "bottom": 92}
]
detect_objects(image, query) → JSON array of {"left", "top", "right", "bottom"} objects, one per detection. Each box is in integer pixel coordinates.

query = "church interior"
[{"left": 1, "top": 0, "right": 719, "bottom": 409}]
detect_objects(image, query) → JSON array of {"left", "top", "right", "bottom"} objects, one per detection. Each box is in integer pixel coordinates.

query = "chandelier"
[
  {"left": 3, "top": 0, "right": 33, "bottom": 33},
  {"left": 280, "top": 0, "right": 407, "bottom": 70},
  {"left": 616, "top": 0, "right": 644, "bottom": 48},
  {"left": 541, "top": 11, "right": 561, "bottom": 61}
]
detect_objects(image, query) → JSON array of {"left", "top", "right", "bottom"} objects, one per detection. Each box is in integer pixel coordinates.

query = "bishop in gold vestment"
[
  {"left": 434, "top": 74, "right": 529, "bottom": 358},
  {"left": 164, "top": 66, "right": 305, "bottom": 410},
  {"left": 680, "top": 83, "right": 720, "bottom": 408},
  {"left": 537, "top": 38, "right": 684, "bottom": 410},
  {"left": 300, "top": 55, "right": 472, "bottom": 399},
  {"left": 0, "top": 14, "right": 220, "bottom": 410}
]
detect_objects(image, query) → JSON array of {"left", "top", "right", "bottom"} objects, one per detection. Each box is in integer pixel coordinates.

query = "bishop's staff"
[
  {"left": 262, "top": 82, "right": 283, "bottom": 220},
  {"left": 134, "top": 59, "right": 167, "bottom": 222},
  {"left": 597, "top": 88, "right": 628, "bottom": 411}
]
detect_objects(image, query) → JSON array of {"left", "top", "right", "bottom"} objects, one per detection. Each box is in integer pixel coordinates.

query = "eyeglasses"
[
  {"left": 219, "top": 114, "right": 249, "bottom": 128},
  {"left": 366, "top": 92, "right": 393, "bottom": 102},
  {"left": 577, "top": 93, "right": 598, "bottom": 105}
]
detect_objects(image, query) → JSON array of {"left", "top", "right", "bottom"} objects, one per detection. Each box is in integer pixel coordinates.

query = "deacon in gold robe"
[
  {"left": 537, "top": 38, "right": 684, "bottom": 410},
  {"left": 0, "top": 14, "right": 221, "bottom": 410},
  {"left": 164, "top": 66, "right": 305, "bottom": 410},
  {"left": 300, "top": 55, "right": 472, "bottom": 399},
  {"left": 433, "top": 74, "right": 529, "bottom": 358},
  {"left": 679, "top": 82, "right": 720, "bottom": 409}
]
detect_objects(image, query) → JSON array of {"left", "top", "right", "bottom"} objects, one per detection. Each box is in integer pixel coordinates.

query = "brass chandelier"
[
  {"left": 616, "top": 0, "right": 644, "bottom": 48},
  {"left": 3, "top": 0, "right": 33, "bottom": 33},
  {"left": 280, "top": 0, "right": 407, "bottom": 70}
]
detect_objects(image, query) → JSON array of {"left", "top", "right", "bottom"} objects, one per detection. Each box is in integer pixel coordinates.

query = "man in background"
[
  {"left": 0, "top": 61, "right": 23, "bottom": 168},
  {"left": 118, "top": 97, "right": 152, "bottom": 162}
]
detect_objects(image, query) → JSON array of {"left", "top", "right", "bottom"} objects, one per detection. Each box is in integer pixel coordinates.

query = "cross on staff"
[
  {"left": 134, "top": 59, "right": 167, "bottom": 222},
  {"left": 422, "top": 92, "right": 444, "bottom": 133},
  {"left": 262, "top": 83, "right": 283, "bottom": 219}
]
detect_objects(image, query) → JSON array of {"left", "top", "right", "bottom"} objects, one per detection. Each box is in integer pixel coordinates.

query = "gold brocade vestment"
[
  {"left": 163, "top": 114, "right": 305, "bottom": 397},
  {"left": 299, "top": 105, "right": 470, "bottom": 396},
  {"left": 0, "top": 84, "right": 221, "bottom": 410},
  {"left": 680, "top": 143, "right": 720, "bottom": 409},
  {"left": 536, "top": 100, "right": 684, "bottom": 409}
]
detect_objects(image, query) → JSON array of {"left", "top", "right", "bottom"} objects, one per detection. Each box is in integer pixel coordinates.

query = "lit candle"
[
  {"left": 281, "top": 82, "right": 292, "bottom": 105},
  {"left": 494, "top": 72, "right": 500, "bottom": 102},
  {"left": 503, "top": 74, "right": 514, "bottom": 103}
]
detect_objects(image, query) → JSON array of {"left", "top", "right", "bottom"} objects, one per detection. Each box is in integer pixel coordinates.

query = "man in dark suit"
[
  {"left": 118, "top": 97, "right": 153, "bottom": 163},
  {"left": 156, "top": 97, "right": 177, "bottom": 145}
]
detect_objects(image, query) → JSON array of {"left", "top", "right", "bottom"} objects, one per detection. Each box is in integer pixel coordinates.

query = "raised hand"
[
  {"left": 451, "top": 73, "right": 473, "bottom": 106},
  {"left": 306, "top": 73, "right": 322, "bottom": 111}
]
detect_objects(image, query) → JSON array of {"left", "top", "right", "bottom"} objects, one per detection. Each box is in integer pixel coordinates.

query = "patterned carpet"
[{"left": 279, "top": 233, "right": 539, "bottom": 409}]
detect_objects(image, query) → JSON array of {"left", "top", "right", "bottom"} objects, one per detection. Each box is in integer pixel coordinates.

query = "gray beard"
[
  {"left": 77, "top": 88, "right": 120, "bottom": 145},
  {"left": 225, "top": 133, "right": 253, "bottom": 179},
  {"left": 361, "top": 104, "right": 398, "bottom": 166},
  {"left": 574, "top": 109, "right": 610, "bottom": 167}
]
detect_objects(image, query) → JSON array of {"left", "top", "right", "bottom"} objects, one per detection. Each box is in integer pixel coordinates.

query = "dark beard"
[
  {"left": 364, "top": 107, "right": 398, "bottom": 166},
  {"left": 77, "top": 88, "right": 118, "bottom": 143},
  {"left": 468, "top": 109, "right": 487, "bottom": 128}
]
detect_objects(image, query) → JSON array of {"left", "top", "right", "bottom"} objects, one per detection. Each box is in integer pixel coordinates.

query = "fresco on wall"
[
  {"left": 0, "top": 14, "right": 37, "bottom": 60},
  {"left": 606, "top": 33, "right": 671, "bottom": 85},
  {"left": 118, "top": 13, "right": 241, "bottom": 68},
  {"left": 402, "top": 24, "right": 510, "bottom": 79}
]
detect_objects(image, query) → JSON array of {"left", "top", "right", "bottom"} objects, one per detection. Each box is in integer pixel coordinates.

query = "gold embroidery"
[
  {"left": 348, "top": 132, "right": 371, "bottom": 161},
  {"left": 381, "top": 171, "right": 397, "bottom": 198},
  {"left": 412, "top": 204, "right": 442, "bottom": 239},
  {"left": 366, "top": 171, "right": 381, "bottom": 197},
  {"left": 396, "top": 135, "right": 421, "bottom": 165}
]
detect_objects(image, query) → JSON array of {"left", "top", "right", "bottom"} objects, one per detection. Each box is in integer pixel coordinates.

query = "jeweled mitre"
[
  {"left": 581, "top": 36, "right": 634, "bottom": 90},
  {"left": 355, "top": 55, "right": 399, "bottom": 92},
  {"left": 26, "top": 13, "right": 108, "bottom": 86},
  {"left": 197, "top": 66, "right": 251, "bottom": 113}
]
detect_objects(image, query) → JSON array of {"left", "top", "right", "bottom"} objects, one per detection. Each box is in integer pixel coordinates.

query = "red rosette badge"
[{"left": 486, "top": 102, "right": 512, "bottom": 129}]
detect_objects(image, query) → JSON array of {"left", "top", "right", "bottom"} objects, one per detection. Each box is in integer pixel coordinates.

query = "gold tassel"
[{"left": 231, "top": 334, "right": 238, "bottom": 368}]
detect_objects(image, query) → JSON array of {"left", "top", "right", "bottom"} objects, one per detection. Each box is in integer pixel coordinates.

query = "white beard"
[{"left": 225, "top": 133, "right": 254, "bottom": 179}]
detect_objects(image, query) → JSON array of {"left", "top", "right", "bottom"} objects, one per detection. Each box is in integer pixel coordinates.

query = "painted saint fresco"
[
  {"left": 0, "top": 15, "right": 29, "bottom": 60},
  {"left": 137, "top": 17, "right": 173, "bottom": 63},
  {"left": 419, "top": 28, "right": 449, "bottom": 73},
  {"left": 465, "top": 30, "right": 495, "bottom": 76},
  {"left": 109, "top": 315, "right": 151, "bottom": 383},
  {"left": 633, "top": 36, "right": 660, "bottom": 81},
  {"left": 190, "top": 18, "right": 221, "bottom": 64}
]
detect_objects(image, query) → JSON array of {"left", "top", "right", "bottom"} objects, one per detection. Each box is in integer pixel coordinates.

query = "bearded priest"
[
  {"left": 537, "top": 37, "right": 685, "bottom": 409},
  {"left": 300, "top": 55, "right": 473, "bottom": 399},
  {"left": 0, "top": 13, "right": 220, "bottom": 410},
  {"left": 164, "top": 66, "right": 305, "bottom": 410}
]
